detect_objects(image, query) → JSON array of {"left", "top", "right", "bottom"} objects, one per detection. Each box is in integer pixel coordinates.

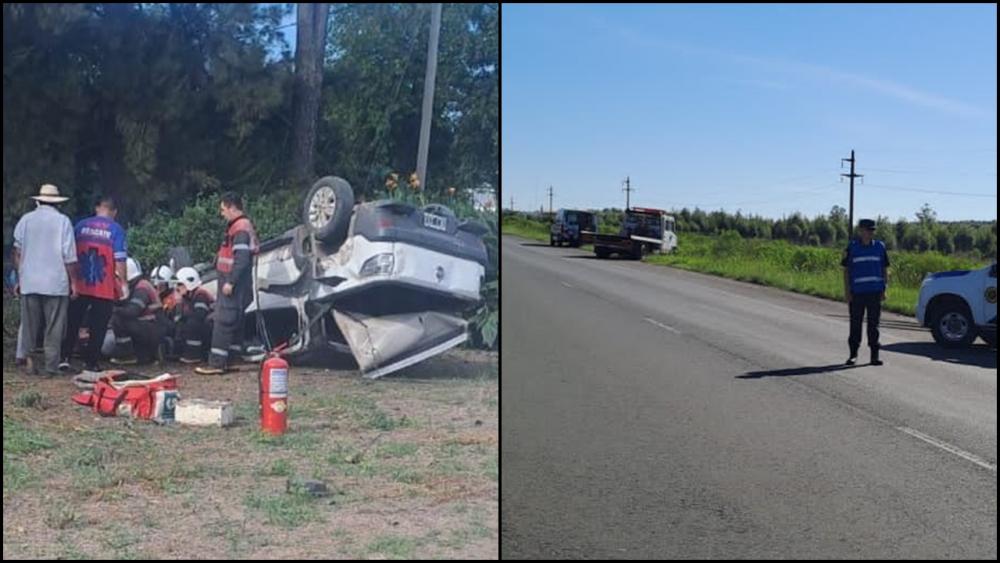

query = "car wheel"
[
  {"left": 303, "top": 176, "right": 355, "bottom": 250},
  {"left": 595, "top": 248, "right": 609, "bottom": 259},
  {"left": 930, "top": 299, "right": 978, "bottom": 348}
]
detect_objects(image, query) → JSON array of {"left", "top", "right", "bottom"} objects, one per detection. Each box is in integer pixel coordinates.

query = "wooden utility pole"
[
  {"left": 416, "top": 3, "right": 443, "bottom": 191},
  {"left": 841, "top": 150, "right": 863, "bottom": 236},
  {"left": 623, "top": 176, "right": 634, "bottom": 210}
]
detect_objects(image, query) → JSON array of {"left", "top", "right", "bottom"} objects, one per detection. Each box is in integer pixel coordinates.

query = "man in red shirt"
[{"left": 62, "top": 195, "right": 127, "bottom": 372}]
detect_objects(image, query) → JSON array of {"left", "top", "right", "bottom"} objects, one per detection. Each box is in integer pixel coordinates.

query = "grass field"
[
  {"left": 3, "top": 350, "right": 498, "bottom": 560},
  {"left": 502, "top": 216, "right": 990, "bottom": 317}
]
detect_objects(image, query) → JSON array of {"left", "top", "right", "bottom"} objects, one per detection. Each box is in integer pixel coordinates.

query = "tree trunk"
[{"left": 289, "top": 3, "right": 328, "bottom": 187}]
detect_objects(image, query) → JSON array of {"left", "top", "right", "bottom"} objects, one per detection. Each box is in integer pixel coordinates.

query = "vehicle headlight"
[{"left": 359, "top": 253, "right": 395, "bottom": 277}]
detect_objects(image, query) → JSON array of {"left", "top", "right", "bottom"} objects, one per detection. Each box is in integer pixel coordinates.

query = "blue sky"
[{"left": 502, "top": 4, "right": 997, "bottom": 221}]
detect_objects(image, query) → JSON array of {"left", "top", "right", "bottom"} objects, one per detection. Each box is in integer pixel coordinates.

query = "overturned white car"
[{"left": 201, "top": 177, "right": 490, "bottom": 378}]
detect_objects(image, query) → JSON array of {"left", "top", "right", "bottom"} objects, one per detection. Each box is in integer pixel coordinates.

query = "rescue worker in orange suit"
[
  {"left": 110, "top": 258, "right": 167, "bottom": 366},
  {"left": 173, "top": 267, "right": 214, "bottom": 364},
  {"left": 150, "top": 265, "right": 179, "bottom": 358},
  {"left": 196, "top": 192, "right": 258, "bottom": 375}
]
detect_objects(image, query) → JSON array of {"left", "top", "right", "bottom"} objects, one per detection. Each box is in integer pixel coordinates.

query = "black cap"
[{"left": 858, "top": 219, "right": 876, "bottom": 230}]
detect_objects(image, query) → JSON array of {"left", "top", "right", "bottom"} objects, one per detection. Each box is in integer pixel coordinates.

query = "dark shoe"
[
  {"left": 871, "top": 354, "right": 883, "bottom": 366},
  {"left": 845, "top": 350, "right": 858, "bottom": 366},
  {"left": 84, "top": 362, "right": 103, "bottom": 372},
  {"left": 58, "top": 362, "right": 81, "bottom": 375},
  {"left": 179, "top": 356, "right": 202, "bottom": 365}
]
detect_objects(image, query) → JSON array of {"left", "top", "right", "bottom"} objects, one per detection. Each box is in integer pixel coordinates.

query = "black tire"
[
  {"left": 303, "top": 176, "right": 355, "bottom": 250},
  {"left": 595, "top": 248, "right": 609, "bottom": 259},
  {"left": 549, "top": 236, "right": 555, "bottom": 247},
  {"left": 929, "top": 299, "right": 978, "bottom": 348}
]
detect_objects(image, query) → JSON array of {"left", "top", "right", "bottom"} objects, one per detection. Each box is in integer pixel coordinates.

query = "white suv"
[{"left": 915, "top": 262, "right": 997, "bottom": 348}]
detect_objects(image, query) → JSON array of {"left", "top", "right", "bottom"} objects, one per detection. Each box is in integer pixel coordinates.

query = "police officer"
[
  {"left": 196, "top": 192, "right": 258, "bottom": 375},
  {"left": 841, "top": 219, "right": 890, "bottom": 366}
]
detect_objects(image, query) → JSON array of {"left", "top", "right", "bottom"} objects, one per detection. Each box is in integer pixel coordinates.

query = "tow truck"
[{"left": 580, "top": 207, "right": 677, "bottom": 260}]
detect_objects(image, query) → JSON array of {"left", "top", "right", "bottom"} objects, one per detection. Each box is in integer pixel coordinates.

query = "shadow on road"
[
  {"left": 519, "top": 242, "right": 553, "bottom": 248},
  {"left": 825, "top": 313, "right": 928, "bottom": 333},
  {"left": 737, "top": 363, "right": 860, "bottom": 379},
  {"left": 880, "top": 341, "right": 997, "bottom": 369},
  {"left": 564, "top": 255, "right": 635, "bottom": 260}
]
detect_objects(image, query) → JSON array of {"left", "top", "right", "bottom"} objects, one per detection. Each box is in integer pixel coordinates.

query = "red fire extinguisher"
[{"left": 259, "top": 344, "right": 289, "bottom": 435}]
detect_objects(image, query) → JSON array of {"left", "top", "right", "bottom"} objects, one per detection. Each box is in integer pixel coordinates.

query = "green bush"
[{"left": 128, "top": 191, "right": 300, "bottom": 270}]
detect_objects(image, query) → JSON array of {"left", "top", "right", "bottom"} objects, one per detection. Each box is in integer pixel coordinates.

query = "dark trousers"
[
  {"left": 63, "top": 295, "right": 114, "bottom": 366},
  {"left": 848, "top": 292, "right": 882, "bottom": 353},
  {"left": 112, "top": 315, "right": 166, "bottom": 364},
  {"left": 208, "top": 288, "right": 248, "bottom": 368},
  {"left": 178, "top": 316, "right": 212, "bottom": 360}
]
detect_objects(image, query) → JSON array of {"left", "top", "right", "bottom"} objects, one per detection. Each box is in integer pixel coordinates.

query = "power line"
[
  {"left": 667, "top": 181, "right": 840, "bottom": 209},
  {"left": 864, "top": 183, "right": 996, "bottom": 198}
]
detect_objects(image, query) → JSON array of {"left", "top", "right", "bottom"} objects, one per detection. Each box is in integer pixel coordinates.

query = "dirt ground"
[{"left": 2, "top": 348, "right": 498, "bottom": 560}]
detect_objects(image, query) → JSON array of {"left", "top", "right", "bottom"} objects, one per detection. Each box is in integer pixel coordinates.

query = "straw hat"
[{"left": 31, "top": 184, "right": 69, "bottom": 203}]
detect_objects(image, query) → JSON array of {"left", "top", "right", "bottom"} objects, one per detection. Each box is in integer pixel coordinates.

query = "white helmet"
[
  {"left": 126, "top": 257, "right": 142, "bottom": 282},
  {"left": 174, "top": 267, "right": 202, "bottom": 291},
  {"left": 150, "top": 265, "right": 174, "bottom": 286}
]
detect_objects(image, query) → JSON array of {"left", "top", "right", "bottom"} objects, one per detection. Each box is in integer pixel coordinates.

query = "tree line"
[
  {"left": 509, "top": 203, "right": 997, "bottom": 258},
  {"left": 3, "top": 3, "right": 498, "bottom": 241}
]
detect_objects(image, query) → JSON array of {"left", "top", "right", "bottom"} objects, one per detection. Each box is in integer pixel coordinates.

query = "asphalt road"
[{"left": 501, "top": 236, "right": 997, "bottom": 560}]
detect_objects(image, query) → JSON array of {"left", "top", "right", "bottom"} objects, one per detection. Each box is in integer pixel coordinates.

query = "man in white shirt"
[{"left": 13, "top": 184, "right": 78, "bottom": 376}]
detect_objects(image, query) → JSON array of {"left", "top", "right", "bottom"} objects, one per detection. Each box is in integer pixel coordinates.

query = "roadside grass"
[
  {"left": 502, "top": 218, "right": 989, "bottom": 317},
  {"left": 3, "top": 416, "right": 54, "bottom": 497},
  {"left": 2, "top": 349, "right": 498, "bottom": 559}
]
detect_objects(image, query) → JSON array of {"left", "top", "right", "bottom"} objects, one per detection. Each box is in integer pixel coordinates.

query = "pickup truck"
[
  {"left": 915, "top": 262, "right": 997, "bottom": 348},
  {"left": 550, "top": 209, "right": 597, "bottom": 247},
  {"left": 581, "top": 207, "right": 677, "bottom": 260}
]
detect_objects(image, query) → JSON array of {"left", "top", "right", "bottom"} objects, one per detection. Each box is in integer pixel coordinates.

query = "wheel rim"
[
  {"left": 308, "top": 186, "right": 337, "bottom": 230},
  {"left": 940, "top": 312, "right": 969, "bottom": 341}
]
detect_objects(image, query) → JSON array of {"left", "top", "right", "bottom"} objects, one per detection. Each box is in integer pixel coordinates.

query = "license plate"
[{"left": 423, "top": 213, "right": 447, "bottom": 232}]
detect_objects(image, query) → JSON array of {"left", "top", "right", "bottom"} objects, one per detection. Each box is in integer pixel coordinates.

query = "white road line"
[
  {"left": 561, "top": 281, "right": 574, "bottom": 288},
  {"left": 644, "top": 317, "right": 682, "bottom": 335},
  {"left": 896, "top": 426, "right": 997, "bottom": 473}
]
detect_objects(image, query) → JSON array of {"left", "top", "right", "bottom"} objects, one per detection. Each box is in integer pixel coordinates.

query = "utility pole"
[
  {"left": 622, "top": 176, "right": 634, "bottom": 210},
  {"left": 416, "top": 3, "right": 442, "bottom": 191},
  {"left": 510, "top": 195, "right": 514, "bottom": 211},
  {"left": 547, "top": 185, "right": 554, "bottom": 216},
  {"left": 841, "top": 150, "right": 863, "bottom": 236}
]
